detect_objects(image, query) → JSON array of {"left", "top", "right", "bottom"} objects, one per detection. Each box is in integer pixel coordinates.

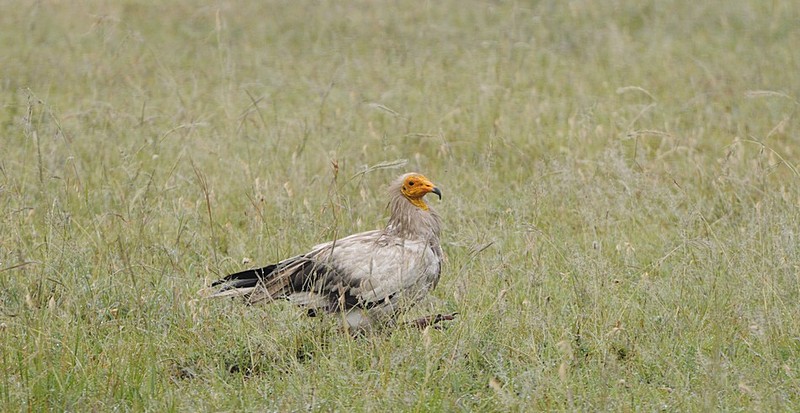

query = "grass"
[{"left": 1, "top": 0, "right": 799, "bottom": 410}]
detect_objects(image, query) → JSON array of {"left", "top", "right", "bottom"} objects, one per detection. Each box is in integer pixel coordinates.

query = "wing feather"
[{"left": 319, "top": 232, "right": 441, "bottom": 310}]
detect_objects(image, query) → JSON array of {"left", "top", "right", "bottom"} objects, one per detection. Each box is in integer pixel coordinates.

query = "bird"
[{"left": 202, "top": 172, "right": 450, "bottom": 332}]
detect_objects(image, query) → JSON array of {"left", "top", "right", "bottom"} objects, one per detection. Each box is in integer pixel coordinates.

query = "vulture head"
[{"left": 398, "top": 173, "right": 442, "bottom": 210}]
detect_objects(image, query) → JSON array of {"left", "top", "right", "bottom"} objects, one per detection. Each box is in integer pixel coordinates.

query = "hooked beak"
[{"left": 431, "top": 187, "right": 442, "bottom": 200}]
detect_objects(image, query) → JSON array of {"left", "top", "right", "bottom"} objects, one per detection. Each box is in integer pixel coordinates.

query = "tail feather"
[
  {"left": 202, "top": 257, "right": 334, "bottom": 305},
  {"left": 211, "top": 264, "right": 278, "bottom": 288},
  {"left": 201, "top": 263, "right": 280, "bottom": 299}
]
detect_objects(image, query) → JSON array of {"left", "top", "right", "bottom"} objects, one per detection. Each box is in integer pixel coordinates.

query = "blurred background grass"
[{"left": 1, "top": 0, "right": 799, "bottom": 411}]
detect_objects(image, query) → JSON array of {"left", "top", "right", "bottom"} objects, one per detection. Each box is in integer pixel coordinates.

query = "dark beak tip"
[{"left": 432, "top": 187, "right": 442, "bottom": 200}]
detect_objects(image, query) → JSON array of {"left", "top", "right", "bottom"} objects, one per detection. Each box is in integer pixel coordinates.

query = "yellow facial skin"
[{"left": 401, "top": 174, "right": 442, "bottom": 210}]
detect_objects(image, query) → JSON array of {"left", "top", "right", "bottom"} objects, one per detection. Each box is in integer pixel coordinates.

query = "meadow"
[{"left": 1, "top": 0, "right": 799, "bottom": 411}]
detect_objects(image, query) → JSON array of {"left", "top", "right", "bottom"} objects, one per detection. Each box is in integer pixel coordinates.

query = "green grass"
[{"left": 2, "top": 0, "right": 799, "bottom": 410}]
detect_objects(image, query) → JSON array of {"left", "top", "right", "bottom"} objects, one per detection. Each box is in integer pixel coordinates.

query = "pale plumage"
[{"left": 204, "top": 173, "right": 444, "bottom": 331}]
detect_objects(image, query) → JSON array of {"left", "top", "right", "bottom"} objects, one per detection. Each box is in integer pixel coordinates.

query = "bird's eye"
[{"left": 408, "top": 181, "right": 415, "bottom": 186}]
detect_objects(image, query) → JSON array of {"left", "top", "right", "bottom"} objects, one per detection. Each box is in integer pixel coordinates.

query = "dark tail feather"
[
  {"left": 211, "top": 264, "right": 278, "bottom": 289},
  {"left": 200, "top": 263, "right": 279, "bottom": 298},
  {"left": 202, "top": 258, "right": 318, "bottom": 302}
]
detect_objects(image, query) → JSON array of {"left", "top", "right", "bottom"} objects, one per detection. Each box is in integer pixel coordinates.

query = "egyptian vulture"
[{"left": 204, "top": 173, "right": 449, "bottom": 331}]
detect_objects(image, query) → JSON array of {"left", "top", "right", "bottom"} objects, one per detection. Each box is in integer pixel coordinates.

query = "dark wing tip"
[{"left": 211, "top": 263, "right": 278, "bottom": 287}]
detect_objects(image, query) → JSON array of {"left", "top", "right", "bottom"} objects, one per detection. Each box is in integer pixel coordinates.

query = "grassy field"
[{"left": 2, "top": 0, "right": 799, "bottom": 411}]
